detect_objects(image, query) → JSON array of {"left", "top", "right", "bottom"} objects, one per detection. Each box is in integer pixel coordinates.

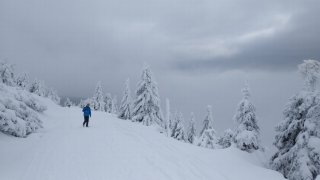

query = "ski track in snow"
[{"left": 0, "top": 99, "right": 286, "bottom": 180}]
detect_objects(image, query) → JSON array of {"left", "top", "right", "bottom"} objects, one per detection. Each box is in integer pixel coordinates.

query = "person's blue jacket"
[{"left": 82, "top": 106, "right": 91, "bottom": 117}]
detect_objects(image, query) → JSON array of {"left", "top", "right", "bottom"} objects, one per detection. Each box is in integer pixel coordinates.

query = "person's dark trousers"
[{"left": 83, "top": 116, "right": 89, "bottom": 127}]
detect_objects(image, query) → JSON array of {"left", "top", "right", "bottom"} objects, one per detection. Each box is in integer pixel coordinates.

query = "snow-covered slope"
[{"left": 0, "top": 98, "right": 286, "bottom": 180}]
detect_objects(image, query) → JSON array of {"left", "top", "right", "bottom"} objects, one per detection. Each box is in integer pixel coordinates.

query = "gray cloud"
[{"left": 173, "top": 0, "right": 320, "bottom": 71}]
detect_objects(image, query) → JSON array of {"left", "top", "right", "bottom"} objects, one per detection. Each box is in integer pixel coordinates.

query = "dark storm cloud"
[
  {"left": 173, "top": 0, "right": 320, "bottom": 71},
  {"left": 1, "top": 0, "right": 319, "bottom": 73}
]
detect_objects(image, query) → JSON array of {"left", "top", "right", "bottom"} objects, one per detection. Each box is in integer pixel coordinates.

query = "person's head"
[{"left": 86, "top": 103, "right": 90, "bottom": 107}]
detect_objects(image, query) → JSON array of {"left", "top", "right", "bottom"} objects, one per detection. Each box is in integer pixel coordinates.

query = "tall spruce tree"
[
  {"left": 118, "top": 79, "right": 132, "bottom": 120},
  {"left": 131, "top": 65, "right": 163, "bottom": 126},
  {"left": 270, "top": 60, "right": 320, "bottom": 180},
  {"left": 92, "top": 81, "right": 105, "bottom": 111},
  {"left": 233, "top": 83, "right": 260, "bottom": 152}
]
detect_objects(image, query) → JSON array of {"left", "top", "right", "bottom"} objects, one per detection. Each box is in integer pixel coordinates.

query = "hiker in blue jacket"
[{"left": 82, "top": 104, "right": 91, "bottom": 127}]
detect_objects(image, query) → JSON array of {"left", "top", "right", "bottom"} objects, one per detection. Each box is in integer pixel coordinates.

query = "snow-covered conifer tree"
[
  {"left": 64, "top": 98, "right": 73, "bottom": 108},
  {"left": 104, "top": 93, "right": 113, "bottom": 113},
  {"left": 131, "top": 65, "right": 163, "bottom": 126},
  {"left": 171, "top": 112, "right": 185, "bottom": 141},
  {"left": 271, "top": 60, "right": 320, "bottom": 180},
  {"left": 112, "top": 96, "right": 118, "bottom": 114},
  {"left": 197, "top": 127, "right": 220, "bottom": 149},
  {"left": 299, "top": 59, "right": 320, "bottom": 91},
  {"left": 165, "top": 98, "right": 173, "bottom": 136},
  {"left": 218, "top": 129, "right": 234, "bottom": 148},
  {"left": 0, "top": 61, "right": 15, "bottom": 86},
  {"left": 197, "top": 106, "right": 219, "bottom": 149},
  {"left": 79, "top": 99, "right": 85, "bottom": 108},
  {"left": 16, "top": 73, "right": 29, "bottom": 89},
  {"left": 233, "top": 83, "right": 260, "bottom": 152},
  {"left": 199, "top": 105, "right": 214, "bottom": 137},
  {"left": 92, "top": 81, "right": 105, "bottom": 111},
  {"left": 29, "top": 79, "right": 45, "bottom": 96},
  {"left": 80, "top": 98, "right": 92, "bottom": 108},
  {"left": 186, "top": 112, "right": 197, "bottom": 144},
  {"left": 46, "top": 88, "right": 60, "bottom": 104},
  {"left": 118, "top": 79, "right": 132, "bottom": 120}
]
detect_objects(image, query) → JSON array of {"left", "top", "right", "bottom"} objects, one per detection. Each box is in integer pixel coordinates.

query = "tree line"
[{"left": 84, "top": 61, "right": 320, "bottom": 180}]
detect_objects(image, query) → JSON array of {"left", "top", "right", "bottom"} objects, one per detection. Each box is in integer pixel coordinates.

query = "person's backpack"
[{"left": 83, "top": 107, "right": 91, "bottom": 116}]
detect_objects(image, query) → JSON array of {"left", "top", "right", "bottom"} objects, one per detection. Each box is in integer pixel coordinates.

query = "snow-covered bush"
[
  {"left": 92, "top": 81, "right": 105, "bottom": 111},
  {"left": 0, "top": 60, "right": 15, "bottom": 86},
  {"left": 186, "top": 112, "right": 197, "bottom": 144},
  {"left": 29, "top": 79, "right": 46, "bottom": 97},
  {"left": 233, "top": 84, "right": 260, "bottom": 152},
  {"left": 218, "top": 129, "right": 234, "bottom": 148},
  {"left": 118, "top": 79, "right": 132, "bottom": 120},
  {"left": 16, "top": 73, "right": 30, "bottom": 89},
  {"left": 171, "top": 112, "right": 185, "bottom": 141},
  {"left": 0, "top": 84, "right": 46, "bottom": 137},
  {"left": 131, "top": 65, "right": 163, "bottom": 126},
  {"left": 270, "top": 60, "right": 320, "bottom": 180}
]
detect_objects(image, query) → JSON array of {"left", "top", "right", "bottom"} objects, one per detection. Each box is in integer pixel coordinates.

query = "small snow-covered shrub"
[
  {"left": 218, "top": 129, "right": 235, "bottom": 148},
  {"left": 0, "top": 85, "right": 46, "bottom": 137}
]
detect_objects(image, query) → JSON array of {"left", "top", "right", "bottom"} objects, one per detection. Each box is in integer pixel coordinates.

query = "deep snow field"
[{"left": 0, "top": 97, "right": 286, "bottom": 180}]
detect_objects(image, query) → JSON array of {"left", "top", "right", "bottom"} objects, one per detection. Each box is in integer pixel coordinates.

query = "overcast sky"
[{"left": 1, "top": 0, "right": 320, "bottom": 146}]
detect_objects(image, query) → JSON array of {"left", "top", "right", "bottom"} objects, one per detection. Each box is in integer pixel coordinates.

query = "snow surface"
[{"left": 0, "top": 98, "right": 286, "bottom": 180}]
